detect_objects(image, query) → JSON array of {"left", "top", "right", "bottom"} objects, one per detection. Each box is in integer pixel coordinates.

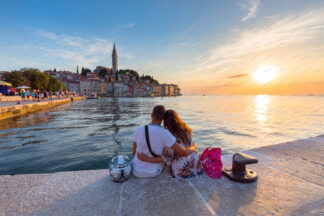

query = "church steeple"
[
  {"left": 112, "top": 43, "right": 117, "bottom": 56},
  {"left": 112, "top": 43, "right": 118, "bottom": 74}
]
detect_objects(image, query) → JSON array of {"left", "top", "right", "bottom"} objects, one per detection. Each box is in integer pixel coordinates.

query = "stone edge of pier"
[
  {"left": 0, "top": 135, "right": 323, "bottom": 216},
  {"left": 0, "top": 96, "right": 85, "bottom": 121}
]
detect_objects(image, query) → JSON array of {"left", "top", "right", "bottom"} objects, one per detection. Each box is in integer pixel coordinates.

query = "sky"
[{"left": 0, "top": 0, "right": 324, "bottom": 95}]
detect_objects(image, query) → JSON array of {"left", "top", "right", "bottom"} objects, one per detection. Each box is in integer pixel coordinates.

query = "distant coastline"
[
  {"left": 181, "top": 94, "right": 324, "bottom": 96},
  {"left": 0, "top": 43, "right": 181, "bottom": 98},
  {"left": 46, "top": 68, "right": 181, "bottom": 98}
]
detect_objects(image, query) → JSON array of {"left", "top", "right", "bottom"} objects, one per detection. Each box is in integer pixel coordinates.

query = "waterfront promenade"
[
  {"left": 0, "top": 135, "right": 323, "bottom": 216},
  {"left": 0, "top": 97, "right": 85, "bottom": 121}
]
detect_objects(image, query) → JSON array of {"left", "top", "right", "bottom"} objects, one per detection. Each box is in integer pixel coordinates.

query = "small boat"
[{"left": 87, "top": 93, "right": 100, "bottom": 99}]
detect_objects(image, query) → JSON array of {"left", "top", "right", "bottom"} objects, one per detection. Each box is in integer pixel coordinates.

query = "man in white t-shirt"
[{"left": 132, "top": 105, "right": 197, "bottom": 178}]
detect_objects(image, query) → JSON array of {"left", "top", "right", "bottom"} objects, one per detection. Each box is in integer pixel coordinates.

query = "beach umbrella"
[
  {"left": 0, "top": 81, "right": 12, "bottom": 86},
  {"left": 17, "top": 86, "right": 31, "bottom": 89}
]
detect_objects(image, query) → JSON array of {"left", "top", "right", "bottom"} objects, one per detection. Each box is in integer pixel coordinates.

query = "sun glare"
[{"left": 253, "top": 66, "right": 278, "bottom": 84}]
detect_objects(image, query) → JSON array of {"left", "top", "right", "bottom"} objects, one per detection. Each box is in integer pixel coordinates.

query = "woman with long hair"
[{"left": 137, "top": 109, "right": 203, "bottom": 178}]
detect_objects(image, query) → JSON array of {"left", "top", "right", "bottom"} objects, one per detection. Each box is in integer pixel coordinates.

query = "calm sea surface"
[{"left": 0, "top": 95, "right": 324, "bottom": 175}]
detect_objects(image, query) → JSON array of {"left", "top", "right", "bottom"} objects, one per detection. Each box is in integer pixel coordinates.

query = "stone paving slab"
[
  {"left": 0, "top": 135, "right": 324, "bottom": 216},
  {"left": 246, "top": 135, "right": 324, "bottom": 187},
  {"left": 121, "top": 174, "right": 215, "bottom": 216},
  {"left": 0, "top": 170, "right": 121, "bottom": 216},
  {"left": 252, "top": 135, "right": 324, "bottom": 164},
  {"left": 0, "top": 174, "right": 50, "bottom": 209},
  {"left": 244, "top": 149, "right": 324, "bottom": 187},
  {"left": 189, "top": 153, "right": 324, "bottom": 216}
]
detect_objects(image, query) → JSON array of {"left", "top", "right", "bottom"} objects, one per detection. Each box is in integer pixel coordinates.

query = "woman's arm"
[
  {"left": 171, "top": 142, "right": 197, "bottom": 157},
  {"left": 133, "top": 142, "right": 137, "bottom": 156},
  {"left": 137, "top": 152, "right": 164, "bottom": 163}
]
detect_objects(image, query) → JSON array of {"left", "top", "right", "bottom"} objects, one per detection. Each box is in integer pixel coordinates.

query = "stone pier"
[
  {"left": 0, "top": 97, "right": 85, "bottom": 121},
  {"left": 0, "top": 135, "right": 323, "bottom": 216}
]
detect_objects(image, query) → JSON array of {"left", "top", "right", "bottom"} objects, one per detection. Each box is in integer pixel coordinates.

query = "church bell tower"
[{"left": 112, "top": 43, "right": 118, "bottom": 74}]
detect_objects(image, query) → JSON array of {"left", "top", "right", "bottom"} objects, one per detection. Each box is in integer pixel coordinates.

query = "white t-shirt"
[{"left": 132, "top": 123, "right": 176, "bottom": 178}]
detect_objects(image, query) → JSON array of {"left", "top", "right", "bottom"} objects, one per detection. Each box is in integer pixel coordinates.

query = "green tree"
[
  {"left": 21, "top": 68, "right": 49, "bottom": 90},
  {"left": 140, "top": 74, "right": 159, "bottom": 84},
  {"left": 5, "top": 68, "right": 66, "bottom": 91},
  {"left": 3, "top": 70, "right": 24, "bottom": 87},
  {"left": 21, "top": 68, "right": 40, "bottom": 81},
  {"left": 84, "top": 68, "right": 92, "bottom": 74},
  {"left": 34, "top": 72, "right": 50, "bottom": 90},
  {"left": 81, "top": 67, "right": 85, "bottom": 76},
  {"left": 47, "top": 76, "right": 62, "bottom": 91},
  {"left": 81, "top": 67, "right": 91, "bottom": 76},
  {"left": 62, "top": 83, "right": 67, "bottom": 91},
  {"left": 119, "top": 69, "right": 139, "bottom": 81},
  {"left": 98, "top": 68, "right": 109, "bottom": 78}
]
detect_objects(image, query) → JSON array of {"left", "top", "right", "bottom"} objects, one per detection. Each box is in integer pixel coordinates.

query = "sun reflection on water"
[{"left": 254, "top": 95, "right": 270, "bottom": 123}]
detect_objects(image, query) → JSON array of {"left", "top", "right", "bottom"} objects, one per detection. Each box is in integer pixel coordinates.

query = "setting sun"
[{"left": 253, "top": 66, "right": 278, "bottom": 84}]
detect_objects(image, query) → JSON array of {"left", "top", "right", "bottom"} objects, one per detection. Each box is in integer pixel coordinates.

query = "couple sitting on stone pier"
[{"left": 132, "top": 105, "right": 203, "bottom": 178}]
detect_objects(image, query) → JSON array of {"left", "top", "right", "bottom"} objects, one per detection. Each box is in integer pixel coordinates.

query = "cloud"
[
  {"left": 227, "top": 73, "right": 249, "bottom": 78},
  {"left": 174, "top": 7, "right": 324, "bottom": 94},
  {"left": 60, "top": 35, "right": 83, "bottom": 47},
  {"left": 31, "top": 29, "right": 134, "bottom": 69},
  {"left": 125, "top": 22, "right": 135, "bottom": 28},
  {"left": 111, "top": 22, "right": 135, "bottom": 34},
  {"left": 241, "top": 0, "right": 260, "bottom": 22},
  {"left": 36, "top": 29, "right": 83, "bottom": 47},
  {"left": 202, "top": 8, "right": 324, "bottom": 71},
  {"left": 119, "top": 52, "right": 134, "bottom": 59},
  {"left": 87, "top": 37, "right": 113, "bottom": 55},
  {"left": 178, "top": 42, "right": 199, "bottom": 47},
  {"left": 36, "top": 29, "right": 58, "bottom": 40}
]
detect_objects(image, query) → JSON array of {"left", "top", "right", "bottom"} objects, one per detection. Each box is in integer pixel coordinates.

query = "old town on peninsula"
[{"left": 44, "top": 43, "right": 181, "bottom": 97}]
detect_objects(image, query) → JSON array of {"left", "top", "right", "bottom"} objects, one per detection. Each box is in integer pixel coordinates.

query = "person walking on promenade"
[
  {"left": 26, "top": 89, "right": 30, "bottom": 101},
  {"left": 40, "top": 92, "right": 44, "bottom": 101},
  {"left": 21, "top": 89, "right": 26, "bottom": 102},
  {"left": 132, "top": 105, "right": 197, "bottom": 178},
  {"left": 44, "top": 91, "right": 48, "bottom": 101},
  {"left": 37, "top": 90, "right": 41, "bottom": 102},
  {"left": 34, "top": 91, "right": 38, "bottom": 102},
  {"left": 31, "top": 91, "right": 35, "bottom": 101},
  {"left": 49, "top": 91, "right": 52, "bottom": 100}
]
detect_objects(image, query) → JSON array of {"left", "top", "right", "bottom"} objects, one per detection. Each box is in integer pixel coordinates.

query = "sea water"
[{"left": 0, "top": 95, "right": 323, "bottom": 175}]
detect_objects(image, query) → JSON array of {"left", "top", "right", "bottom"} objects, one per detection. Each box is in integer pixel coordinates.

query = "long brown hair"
[{"left": 164, "top": 110, "right": 192, "bottom": 146}]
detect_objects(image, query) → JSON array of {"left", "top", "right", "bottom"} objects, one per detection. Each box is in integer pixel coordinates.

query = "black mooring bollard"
[{"left": 222, "top": 152, "right": 258, "bottom": 183}]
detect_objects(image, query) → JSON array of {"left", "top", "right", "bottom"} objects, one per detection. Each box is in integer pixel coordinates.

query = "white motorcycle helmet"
[{"left": 109, "top": 155, "right": 132, "bottom": 182}]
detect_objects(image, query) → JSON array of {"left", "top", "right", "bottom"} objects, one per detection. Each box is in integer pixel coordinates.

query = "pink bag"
[{"left": 200, "top": 147, "right": 223, "bottom": 178}]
